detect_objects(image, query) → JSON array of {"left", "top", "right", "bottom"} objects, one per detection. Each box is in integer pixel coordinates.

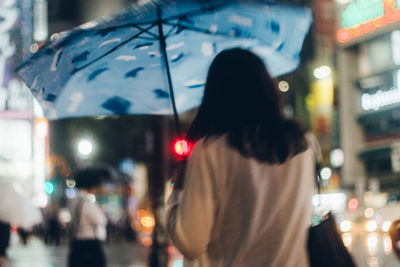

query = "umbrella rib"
[
  {"left": 159, "top": 2, "right": 231, "bottom": 39},
  {"left": 164, "top": 25, "right": 178, "bottom": 38},
  {"left": 132, "top": 24, "right": 159, "bottom": 39},
  {"left": 163, "top": 21, "right": 237, "bottom": 38},
  {"left": 71, "top": 23, "right": 157, "bottom": 74},
  {"left": 78, "top": 2, "right": 229, "bottom": 37},
  {"left": 162, "top": 2, "right": 229, "bottom": 22}
]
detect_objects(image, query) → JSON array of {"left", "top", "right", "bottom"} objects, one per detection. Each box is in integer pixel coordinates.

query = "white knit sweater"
[{"left": 166, "top": 134, "right": 316, "bottom": 267}]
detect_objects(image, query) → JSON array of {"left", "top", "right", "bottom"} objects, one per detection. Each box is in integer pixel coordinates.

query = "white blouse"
[
  {"left": 166, "top": 134, "right": 316, "bottom": 267},
  {"left": 70, "top": 191, "right": 107, "bottom": 241}
]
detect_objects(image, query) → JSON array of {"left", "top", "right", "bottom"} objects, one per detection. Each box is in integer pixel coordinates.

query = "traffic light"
[
  {"left": 171, "top": 138, "right": 193, "bottom": 158},
  {"left": 44, "top": 181, "right": 54, "bottom": 194}
]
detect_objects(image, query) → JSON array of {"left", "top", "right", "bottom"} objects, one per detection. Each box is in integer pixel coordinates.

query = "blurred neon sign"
[
  {"left": 361, "top": 69, "right": 400, "bottom": 110},
  {"left": 337, "top": 0, "right": 400, "bottom": 43},
  {"left": 0, "top": 0, "right": 18, "bottom": 90},
  {"left": 361, "top": 86, "right": 400, "bottom": 110}
]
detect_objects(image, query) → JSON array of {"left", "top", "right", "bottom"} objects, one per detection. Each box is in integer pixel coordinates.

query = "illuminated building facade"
[
  {"left": 336, "top": 0, "right": 400, "bottom": 195},
  {"left": 0, "top": 0, "right": 48, "bottom": 207}
]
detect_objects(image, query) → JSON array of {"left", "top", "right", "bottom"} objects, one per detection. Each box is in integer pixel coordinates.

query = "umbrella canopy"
[
  {"left": 73, "top": 165, "right": 115, "bottom": 189},
  {"left": 73, "top": 165, "right": 131, "bottom": 188},
  {"left": 0, "top": 182, "right": 42, "bottom": 229},
  {"left": 16, "top": 0, "right": 312, "bottom": 121},
  {"left": 113, "top": 169, "right": 133, "bottom": 184}
]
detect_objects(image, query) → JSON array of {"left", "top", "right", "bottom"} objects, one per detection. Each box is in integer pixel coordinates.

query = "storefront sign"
[
  {"left": 337, "top": 0, "right": 400, "bottom": 43},
  {"left": 0, "top": 0, "right": 18, "bottom": 92},
  {"left": 308, "top": 77, "right": 334, "bottom": 137},
  {"left": 361, "top": 86, "right": 400, "bottom": 110},
  {"left": 391, "top": 143, "right": 400, "bottom": 172},
  {"left": 0, "top": 0, "right": 33, "bottom": 111},
  {"left": 315, "top": 0, "right": 335, "bottom": 35},
  {"left": 361, "top": 69, "right": 400, "bottom": 110}
]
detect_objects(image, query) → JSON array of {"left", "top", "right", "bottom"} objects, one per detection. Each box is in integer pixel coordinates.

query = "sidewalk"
[{"left": 7, "top": 236, "right": 148, "bottom": 267}]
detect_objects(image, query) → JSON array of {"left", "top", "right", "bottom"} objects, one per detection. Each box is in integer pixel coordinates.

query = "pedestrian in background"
[
  {"left": 0, "top": 221, "right": 10, "bottom": 267},
  {"left": 68, "top": 169, "right": 107, "bottom": 267},
  {"left": 165, "top": 48, "right": 317, "bottom": 266},
  {"left": 17, "top": 227, "right": 30, "bottom": 245},
  {"left": 44, "top": 204, "right": 62, "bottom": 246}
]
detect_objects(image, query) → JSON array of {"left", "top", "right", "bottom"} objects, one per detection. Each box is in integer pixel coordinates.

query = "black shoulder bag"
[{"left": 307, "top": 163, "right": 357, "bottom": 267}]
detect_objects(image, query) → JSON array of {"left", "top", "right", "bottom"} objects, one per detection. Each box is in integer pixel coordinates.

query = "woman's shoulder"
[
  {"left": 195, "top": 135, "right": 229, "bottom": 151},
  {"left": 304, "top": 132, "right": 322, "bottom": 162}
]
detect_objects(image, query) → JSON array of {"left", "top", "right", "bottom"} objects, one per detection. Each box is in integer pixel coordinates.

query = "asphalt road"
[
  {"left": 345, "top": 232, "right": 399, "bottom": 267},
  {"left": 6, "top": 232, "right": 399, "bottom": 267},
  {"left": 7, "top": 237, "right": 149, "bottom": 267}
]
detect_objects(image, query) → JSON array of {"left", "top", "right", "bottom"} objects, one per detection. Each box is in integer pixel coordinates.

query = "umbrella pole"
[{"left": 157, "top": 5, "right": 182, "bottom": 138}]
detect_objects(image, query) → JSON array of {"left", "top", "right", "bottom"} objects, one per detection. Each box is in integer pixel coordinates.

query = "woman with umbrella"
[
  {"left": 165, "top": 48, "right": 317, "bottom": 266},
  {"left": 68, "top": 167, "right": 109, "bottom": 267}
]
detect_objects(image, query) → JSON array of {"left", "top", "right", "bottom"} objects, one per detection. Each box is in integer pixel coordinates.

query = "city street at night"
[
  {"left": 5, "top": 232, "right": 400, "bottom": 267},
  {"left": 3, "top": 0, "right": 400, "bottom": 266}
]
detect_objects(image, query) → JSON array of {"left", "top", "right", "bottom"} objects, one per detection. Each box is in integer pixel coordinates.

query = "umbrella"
[
  {"left": 16, "top": 0, "right": 312, "bottom": 134},
  {"left": 0, "top": 182, "right": 43, "bottom": 229},
  {"left": 73, "top": 165, "right": 115, "bottom": 188},
  {"left": 73, "top": 165, "right": 132, "bottom": 188},
  {"left": 113, "top": 169, "right": 133, "bottom": 184}
]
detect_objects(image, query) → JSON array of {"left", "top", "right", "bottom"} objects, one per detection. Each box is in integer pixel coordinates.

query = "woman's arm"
[
  {"left": 165, "top": 140, "right": 217, "bottom": 260},
  {"left": 85, "top": 201, "right": 107, "bottom": 240}
]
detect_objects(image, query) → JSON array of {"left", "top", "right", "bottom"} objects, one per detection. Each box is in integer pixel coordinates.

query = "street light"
[
  {"left": 77, "top": 138, "right": 94, "bottom": 158},
  {"left": 313, "top": 65, "right": 332, "bottom": 79}
]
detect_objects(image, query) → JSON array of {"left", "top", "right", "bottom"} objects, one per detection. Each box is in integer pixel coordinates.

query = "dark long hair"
[{"left": 186, "top": 48, "right": 307, "bottom": 164}]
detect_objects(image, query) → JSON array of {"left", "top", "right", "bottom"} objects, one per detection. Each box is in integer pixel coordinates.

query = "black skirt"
[{"left": 68, "top": 239, "right": 106, "bottom": 267}]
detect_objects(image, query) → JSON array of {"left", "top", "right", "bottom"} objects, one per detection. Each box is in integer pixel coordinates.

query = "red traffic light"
[{"left": 172, "top": 139, "right": 193, "bottom": 157}]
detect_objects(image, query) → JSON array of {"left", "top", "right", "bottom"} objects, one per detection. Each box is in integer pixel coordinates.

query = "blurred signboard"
[
  {"left": 0, "top": 120, "right": 32, "bottom": 160},
  {"left": 391, "top": 142, "right": 400, "bottom": 172},
  {"left": 0, "top": 119, "right": 33, "bottom": 182},
  {"left": 0, "top": 0, "right": 19, "bottom": 92},
  {"left": 0, "top": 0, "right": 33, "bottom": 112},
  {"left": 307, "top": 77, "right": 334, "bottom": 163},
  {"left": 312, "top": 192, "right": 347, "bottom": 213},
  {"left": 337, "top": 0, "right": 400, "bottom": 43},
  {"left": 315, "top": 0, "right": 335, "bottom": 35}
]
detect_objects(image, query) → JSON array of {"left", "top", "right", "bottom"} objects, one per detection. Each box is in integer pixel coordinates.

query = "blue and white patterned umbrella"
[{"left": 16, "top": 0, "right": 312, "bottom": 121}]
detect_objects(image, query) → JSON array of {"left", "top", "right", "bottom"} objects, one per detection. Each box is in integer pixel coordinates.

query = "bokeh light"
[
  {"left": 366, "top": 221, "right": 377, "bottom": 232},
  {"left": 78, "top": 139, "right": 93, "bottom": 156},
  {"left": 66, "top": 179, "right": 76, "bottom": 188},
  {"left": 44, "top": 181, "right": 54, "bottom": 194},
  {"left": 364, "top": 208, "right": 374, "bottom": 218},
  {"left": 313, "top": 65, "right": 332, "bottom": 79},
  {"left": 340, "top": 220, "right": 352, "bottom": 232},
  {"left": 172, "top": 139, "right": 193, "bottom": 157},
  {"left": 348, "top": 198, "right": 359, "bottom": 211},
  {"left": 384, "top": 235, "right": 392, "bottom": 254},
  {"left": 141, "top": 216, "right": 155, "bottom": 228},
  {"left": 330, "top": 148, "right": 344, "bottom": 167},
  {"left": 34, "top": 118, "right": 48, "bottom": 138},
  {"left": 320, "top": 167, "right": 332, "bottom": 180},
  {"left": 278, "top": 81, "right": 289, "bottom": 92},
  {"left": 382, "top": 221, "right": 391, "bottom": 232},
  {"left": 342, "top": 233, "right": 353, "bottom": 248}
]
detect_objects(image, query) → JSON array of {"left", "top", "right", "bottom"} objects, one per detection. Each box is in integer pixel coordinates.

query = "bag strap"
[
  {"left": 307, "top": 132, "right": 322, "bottom": 194},
  {"left": 71, "top": 195, "right": 84, "bottom": 240},
  {"left": 315, "top": 162, "right": 321, "bottom": 195}
]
